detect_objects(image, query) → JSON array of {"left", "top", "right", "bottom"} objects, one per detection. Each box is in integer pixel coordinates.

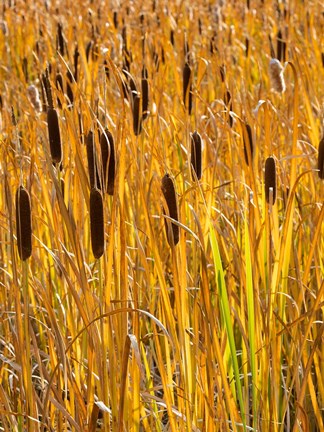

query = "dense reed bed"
[{"left": 0, "top": 0, "right": 323, "bottom": 431}]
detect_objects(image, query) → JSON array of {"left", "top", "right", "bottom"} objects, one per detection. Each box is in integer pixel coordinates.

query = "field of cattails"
[{"left": 0, "top": 0, "right": 323, "bottom": 431}]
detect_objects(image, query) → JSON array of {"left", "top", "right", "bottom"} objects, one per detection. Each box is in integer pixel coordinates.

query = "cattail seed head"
[
  {"left": 16, "top": 186, "right": 32, "bottom": 261},
  {"left": 161, "top": 174, "right": 179, "bottom": 246},
  {"left": 90, "top": 188, "right": 105, "bottom": 259},
  {"left": 183, "top": 62, "right": 192, "bottom": 114},
  {"left": 57, "top": 22, "right": 65, "bottom": 56},
  {"left": 269, "top": 58, "right": 286, "bottom": 93},
  {"left": 100, "top": 128, "right": 115, "bottom": 195},
  {"left": 265, "top": 156, "right": 277, "bottom": 204},
  {"left": 318, "top": 136, "right": 324, "bottom": 179},
  {"left": 47, "top": 108, "right": 62, "bottom": 164},
  {"left": 242, "top": 122, "right": 254, "bottom": 166},
  {"left": 141, "top": 66, "right": 149, "bottom": 120},
  {"left": 276, "top": 30, "right": 286, "bottom": 62},
  {"left": 132, "top": 93, "right": 142, "bottom": 135},
  {"left": 86, "top": 130, "right": 101, "bottom": 189},
  {"left": 190, "top": 131, "right": 202, "bottom": 180}
]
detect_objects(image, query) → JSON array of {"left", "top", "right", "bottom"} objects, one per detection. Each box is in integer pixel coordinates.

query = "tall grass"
[{"left": 0, "top": 0, "right": 323, "bottom": 431}]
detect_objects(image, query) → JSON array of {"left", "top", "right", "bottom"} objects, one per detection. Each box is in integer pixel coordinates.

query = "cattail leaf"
[
  {"left": 16, "top": 186, "right": 32, "bottom": 261},
  {"left": 318, "top": 136, "right": 324, "bottom": 179},
  {"left": 190, "top": 131, "right": 202, "bottom": 180},
  {"left": 47, "top": 108, "right": 62, "bottom": 164},
  {"left": 90, "top": 188, "right": 105, "bottom": 259},
  {"left": 161, "top": 174, "right": 179, "bottom": 246},
  {"left": 100, "top": 128, "right": 115, "bottom": 195},
  {"left": 265, "top": 156, "right": 277, "bottom": 204}
]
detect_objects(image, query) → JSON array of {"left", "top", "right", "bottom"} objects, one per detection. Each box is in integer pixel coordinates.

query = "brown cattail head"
[
  {"left": 318, "top": 136, "right": 324, "bottom": 179},
  {"left": 269, "top": 58, "right": 286, "bottom": 93},
  {"left": 132, "top": 93, "right": 142, "bottom": 135},
  {"left": 141, "top": 66, "right": 149, "bottom": 120},
  {"left": 242, "top": 122, "right": 254, "bottom": 166},
  {"left": 161, "top": 174, "right": 179, "bottom": 246},
  {"left": 47, "top": 108, "right": 62, "bottom": 164},
  {"left": 16, "top": 186, "right": 32, "bottom": 261},
  {"left": 223, "top": 89, "right": 233, "bottom": 127},
  {"left": 86, "top": 130, "right": 101, "bottom": 189},
  {"left": 183, "top": 62, "right": 192, "bottom": 114},
  {"left": 74, "top": 44, "right": 79, "bottom": 81},
  {"left": 90, "top": 188, "right": 105, "bottom": 259},
  {"left": 57, "top": 22, "right": 65, "bottom": 56},
  {"left": 265, "top": 156, "right": 277, "bottom": 204},
  {"left": 190, "top": 131, "right": 202, "bottom": 180},
  {"left": 276, "top": 30, "right": 286, "bottom": 62},
  {"left": 100, "top": 128, "right": 115, "bottom": 195}
]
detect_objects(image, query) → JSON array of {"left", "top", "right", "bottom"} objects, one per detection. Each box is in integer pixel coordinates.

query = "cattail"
[
  {"left": 265, "top": 156, "right": 277, "bottom": 204},
  {"left": 47, "top": 108, "right": 62, "bottom": 164},
  {"left": 57, "top": 23, "right": 65, "bottom": 56},
  {"left": 66, "top": 70, "right": 74, "bottom": 106},
  {"left": 318, "top": 136, "right": 324, "bottom": 179},
  {"left": 141, "top": 66, "right": 149, "bottom": 120},
  {"left": 242, "top": 122, "right": 253, "bottom": 166},
  {"left": 86, "top": 40, "right": 93, "bottom": 62},
  {"left": 269, "top": 58, "right": 286, "bottom": 93},
  {"left": 27, "top": 85, "right": 41, "bottom": 113},
  {"left": 113, "top": 11, "right": 118, "bottom": 28},
  {"left": 183, "top": 62, "right": 192, "bottom": 114},
  {"left": 90, "top": 188, "right": 105, "bottom": 259},
  {"left": 100, "top": 128, "right": 115, "bottom": 195},
  {"left": 16, "top": 186, "right": 32, "bottom": 261},
  {"left": 74, "top": 45, "right": 79, "bottom": 81},
  {"left": 219, "top": 64, "right": 226, "bottom": 82},
  {"left": 86, "top": 130, "right": 101, "bottom": 189},
  {"left": 22, "top": 57, "right": 28, "bottom": 82},
  {"left": 190, "top": 131, "right": 202, "bottom": 180},
  {"left": 276, "top": 30, "right": 286, "bottom": 62},
  {"left": 223, "top": 89, "right": 233, "bottom": 127},
  {"left": 132, "top": 93, "right": 142, "bottom": 135},
  {"left": 104, "top": 59, "right": 110, "bottom": 81},
  {"left": 170, "top": 29, "right": 175, "bottom": 46},
  {"left": 161, "top": 174, "right": 179, "bottom": 246}
]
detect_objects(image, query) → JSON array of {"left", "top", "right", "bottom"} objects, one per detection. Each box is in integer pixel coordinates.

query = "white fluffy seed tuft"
[{"left": 269, "top": 58, "right": 286, "bottom": 93}]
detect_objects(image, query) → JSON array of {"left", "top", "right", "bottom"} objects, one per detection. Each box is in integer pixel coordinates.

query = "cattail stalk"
[
  {"left": 100, "top": 128, "right": 115, "bottom": 195},
  {"left": 161, "top": 174, "right": 179, "bottom": 246},
  {"left": 190, "top": 131, "right": 202, "bottom": 180},
  {"left": 90, "top": 188, "right": 105, "bottom": 259},
  {"left": 265, "top": 156, "right": 277, "bottom": 204},
  {"left": 16, "top": 186, "right": 32, "bottom": 261}
]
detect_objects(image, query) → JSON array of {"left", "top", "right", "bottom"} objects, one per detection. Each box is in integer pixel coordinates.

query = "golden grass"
[{"left": 0, "top": 0, "right": 323, "bottom": 431}]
